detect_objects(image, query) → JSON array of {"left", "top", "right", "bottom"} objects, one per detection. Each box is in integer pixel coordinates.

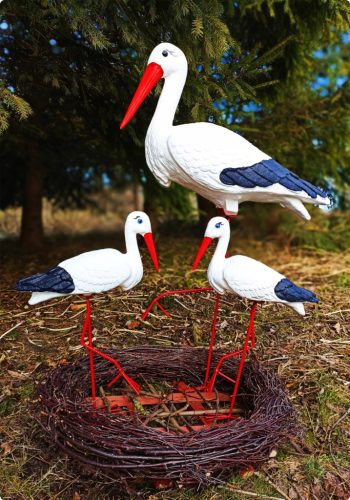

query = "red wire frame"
[
  {"left": 207, "top": 301, "right": 257, "bottom": 418},
  {"left": 79, "top": 296, "right": 141, "bottom": 399},
  {"left": 79, "top": 213, "right": 256, "bottom": 416},
  {"left": 141, "top": 288, "right": 258, "bottom": 415},
  {"left": 141, "top": 287, "right": 212, "bottom": 321},
  {"left": 140, "top": 211, "right": 256, "bottom": 417}
]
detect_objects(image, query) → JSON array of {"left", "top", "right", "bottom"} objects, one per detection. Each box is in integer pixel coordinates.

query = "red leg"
[
  {"left": 228, "top": 302, "right": 257, "bottom": 416},
  {"left": 80, "top": 297, "right": 140, "bottom": 395},
  {"left": 207, "top": 302, "right": 257, "bottom": 392},
  {"left": 80, "top": 296, "right": 96, "bottom": 402},
  {"left": 202, "top": 293, "right": 221, "bottom": 387}
]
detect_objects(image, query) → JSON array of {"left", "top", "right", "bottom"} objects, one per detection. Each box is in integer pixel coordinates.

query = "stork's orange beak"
[
  {"left": 143, "top": 232, "right": 159, "bottom": 272},
  {"left": 192, "top": 237, "right": 213, "bottom": 271},
  {"left": 120, "top": 62, "right": 164, "bottom": 129}
]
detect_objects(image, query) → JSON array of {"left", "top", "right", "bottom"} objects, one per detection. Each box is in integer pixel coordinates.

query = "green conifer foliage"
[{"left": 0, "top": 0, "right": 349, "bottom": 247}]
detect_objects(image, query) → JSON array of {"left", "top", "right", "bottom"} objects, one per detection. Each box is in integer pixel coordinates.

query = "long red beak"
[
  {"left": 143, "top": 232, "right": 159, "bottom": 272},
  {"left": 120, "top": 62, "right": 164, "bottom": 129},
  {"left": 192, "top": 237, "right": 213, "bottom": 271}
]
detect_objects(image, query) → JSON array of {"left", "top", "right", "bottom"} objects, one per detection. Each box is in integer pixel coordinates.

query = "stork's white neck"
[
  {"left": 125, "top": 229, "right": 141, "bottom": 258},
  {"left": 208, "top": 230, "right": 230, "bottom": 294},
  {"left": 148, "top": 71, "right": 187, "bottom": 131},
  {"left": 123, "top": 229, "right": 143, "bottom": 289},
  {"left": 124, "top": 228, "right": 142, "bottom": 266}
]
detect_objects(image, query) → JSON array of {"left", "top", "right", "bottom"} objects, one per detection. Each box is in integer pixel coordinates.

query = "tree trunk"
[
  {"left": 143, "top": 189, "right": 159, "bottom": 232},
  {"left": 132, "top": 179, "right": 142, "bottom": 211},
  {"left": 197, "top": 195, "right": 217, "bottom": 228},
  {"left": 20, "top": 146, "right": 44, "bottom": 251}
]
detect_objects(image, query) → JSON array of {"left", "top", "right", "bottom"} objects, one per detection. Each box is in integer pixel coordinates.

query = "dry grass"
[
  {"left": 0, "top": 231, "right": 349, "bottom": 499},
  {"left": 0, "top": 188, "right": 140, "bottom": 238}
]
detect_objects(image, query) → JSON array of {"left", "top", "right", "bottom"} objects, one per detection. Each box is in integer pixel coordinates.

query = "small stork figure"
[
  {"left": 192, "top": 216, "right": 318, "bottom": 414},
  {"left": 120, "top": 42, "right": 330, "bottom": 221},
  {"left": 16, "top": 211, "right": 159, "bottom": 398}
]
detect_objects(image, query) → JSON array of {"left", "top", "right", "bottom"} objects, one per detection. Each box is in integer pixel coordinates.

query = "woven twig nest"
[{"left": 36, "top": 346, "right": 301, "bottom": 483}]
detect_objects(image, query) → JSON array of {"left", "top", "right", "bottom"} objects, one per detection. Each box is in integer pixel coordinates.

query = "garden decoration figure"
[
  {"left": 192, "top": 216, "right": 318, "bottom": 415},
  {"left": 16, "top": 211, "right": 159, "bottom": 398},
  {"left": 120, "top": 42, "right": 330, "bottom": 220}
]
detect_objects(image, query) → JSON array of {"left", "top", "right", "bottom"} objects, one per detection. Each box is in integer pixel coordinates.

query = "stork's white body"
[
  {"left": 200, "top": 217, "right": 312, "bottom": 315},
  {"left": 209, "top": 254, "right": 305, "bottom": 316},
  {"left": 28, "top": 248, "right": 140, "bottom": 305},
  {"left": 141, "top": 43, "right": 330, "bottom": 220},
  {"left": 23, "top": 212, "right": 154, "bottom": 305},
  {"left": 147, "top": 121, "right": 329, "bottom": 219}
]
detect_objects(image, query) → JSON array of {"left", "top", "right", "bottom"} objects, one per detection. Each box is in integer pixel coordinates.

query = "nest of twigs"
[{"left": 36, "top": 346, "right": 302, "bottom": 483}]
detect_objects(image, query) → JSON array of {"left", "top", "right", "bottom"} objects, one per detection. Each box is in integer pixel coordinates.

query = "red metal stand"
[
  {"left": 141, "top": 287, "right": 212, "bottom": 321},
  {"left": 207, "top": 302, "right": 257, "bottom": 417},
  {"left": 80, "top": 213, "right": 257, "bottom": 423},
  {"left": 140, "top": 212, "right": 256, "bottom": 418},
  {"left": 80, "top": 296, "right": 141, "bottom": 397},
  {"left": 202, "top": 293, "right": 221, "bottom": 388},
  {"left": 82, "top": 300, "right": 258, "bottom": 427}
]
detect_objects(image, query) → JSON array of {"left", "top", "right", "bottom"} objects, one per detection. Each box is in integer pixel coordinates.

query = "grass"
[
  {"left": 0, "top": 398, "right": 17, "bottom": 417},
  {"left": 336, "top": 272, "right": 350, "bottom": 287},
  {"left": 0, "top": 229, "right": 349, "bottom": 499},
  {"left": 302, "top": 456, "right": 325, "bottom": 480}
]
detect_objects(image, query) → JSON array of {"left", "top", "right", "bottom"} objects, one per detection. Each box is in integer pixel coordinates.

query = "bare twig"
[
  {"left": 0, "top": 321, "right": 24, "bottom": 340},
  {"left": 221, "top": 484, "right": 284, "bottom": 500}
]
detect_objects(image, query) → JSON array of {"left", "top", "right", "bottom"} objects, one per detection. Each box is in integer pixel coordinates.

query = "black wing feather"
[
  {"left": 16, "top": 266, "right": 75, "bottom": 293},
  {"left": 275, "top": 278, "right": 318, "bottom": 303},
  {"left": 220, "top": 159, "right": 328, "bottom": 199}
]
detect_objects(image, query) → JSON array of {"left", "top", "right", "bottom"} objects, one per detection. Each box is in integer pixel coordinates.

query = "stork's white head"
[
  {"left": 126, "top": 211, "right": 152, "bottom": 236},
  {"left": 192, "top": 217, "right": 230, "bottom": 270},
  {"left": 204, "top": 217, "right": 230, "bottom": 240},
  {"left": 147, "top": 43, "right": 188, "bottom": 79},
  {"left": 120, "top": 43, "right": 187, "bottom": 129},
  {"left": 125, "top": 211, "right": 159, "bottom": 271}
]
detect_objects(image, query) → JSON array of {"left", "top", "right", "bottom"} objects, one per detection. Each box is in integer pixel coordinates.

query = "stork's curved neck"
[
  {"left": 211, "top": 231, "right": 230, "bottom": 268},
  {"left": 207, "top": 230, "right": 230, "bottom": 294},
  {"left": 125, "top": 230, "right": 142, "bottom": 265},
  {"left": 149, "top": 71, "right": 187, "bottom": 131}
]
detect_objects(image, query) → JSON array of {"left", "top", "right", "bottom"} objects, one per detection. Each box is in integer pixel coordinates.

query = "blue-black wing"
[
  {"left": 220, "top": 159, "right": 328, "bottom": 199},
  {"left": 274, "top": 278, "right": 318, "bottom": 303},
  {"left": 16, "top": 266, "right": 75, "bottom": 293}
]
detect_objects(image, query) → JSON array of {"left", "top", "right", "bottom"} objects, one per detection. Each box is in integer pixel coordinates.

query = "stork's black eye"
[
  {"left": 215, "top": 222, "right": 222, "bottom": 229},
  {"left": 162, "top": 50, "right": 168, "bottom": 57},
  {"left": 137, "top": 218, "right": 143, "bottom": 224}
]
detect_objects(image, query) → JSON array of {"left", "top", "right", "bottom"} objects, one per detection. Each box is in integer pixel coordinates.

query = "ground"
[{"left": 0, "top": 231, "right": 349, "bottom": 499}]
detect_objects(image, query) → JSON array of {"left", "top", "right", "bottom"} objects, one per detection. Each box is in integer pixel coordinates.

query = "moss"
[
  {"left": 0, "top": 397, "right": 17, "bottom": 417},
  {"left": 302, "top": 456, "right": 325, "bottom": 480},
  {"left": 0, "top": 463, "right": 51, "bottom": 498},
  {"left": 317, "top": 374, "right": 350, "bottom": 428},
  {"left": 3, "top": 329, "right": 19, "bottom": 341},
  {"left": 336, "top": 272, "right": 350, "bottom": 287},
  {"left": 19, "top": 381, "right": 35, "bottom": 400},
  {"left": 279, "top": 210, "right": 350, "bottom": 252},
  {"left": 229, "top": 474, "right": 277, "bottom": 497}
]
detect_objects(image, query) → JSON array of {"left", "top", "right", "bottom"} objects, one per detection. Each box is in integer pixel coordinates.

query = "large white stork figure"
[
  {"left": 16, "top": 211, "right": 159, "bottom": 397},
  {"left": 192, "top": 216, "right": 318, "bottom": 409},
  {"left": 120, "top": 43, "right": 330, "bottom": 221}
]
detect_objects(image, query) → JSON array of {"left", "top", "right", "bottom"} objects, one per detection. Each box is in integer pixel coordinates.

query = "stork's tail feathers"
[
  {"left": 279, "top": 199, "right": 311, "bottom": 221},
  {"left": 28, "top": 291, "right": 68, "bottom": 305},
  {"left": 288, "top": 302, "right": 306, "bottom": 316}
]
